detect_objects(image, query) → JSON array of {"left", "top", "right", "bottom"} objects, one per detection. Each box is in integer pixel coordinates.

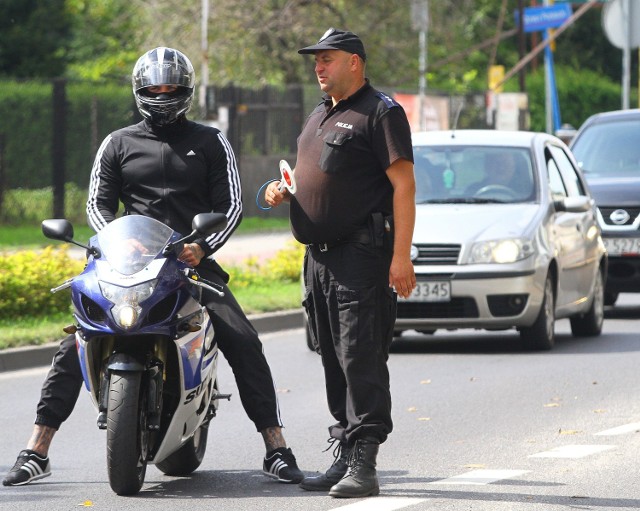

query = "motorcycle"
[{"left": 42, "top": 213, "right": 231, "bottom": 495}]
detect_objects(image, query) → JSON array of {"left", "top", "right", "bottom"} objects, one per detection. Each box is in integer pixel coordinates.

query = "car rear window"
[{"left": 571, "top": 118, "right": 640, "bottom": 177}]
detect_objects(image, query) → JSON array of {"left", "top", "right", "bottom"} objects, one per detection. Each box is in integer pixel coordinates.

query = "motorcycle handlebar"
[{"left": 182, "top": 269, "right": 225, "bottom": 297}]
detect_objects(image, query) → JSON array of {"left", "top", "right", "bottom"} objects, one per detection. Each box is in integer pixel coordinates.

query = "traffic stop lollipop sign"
[
  {"left": 278, "top": 160, "right": 297, "bottom": 195},
  {"left": 255, "top": 160, "right": 297, "bottom": 210}
]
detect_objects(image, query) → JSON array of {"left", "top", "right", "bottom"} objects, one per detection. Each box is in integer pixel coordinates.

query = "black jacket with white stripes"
[{"left": 86, "top": 118, "right": 242, "bottom": 264}]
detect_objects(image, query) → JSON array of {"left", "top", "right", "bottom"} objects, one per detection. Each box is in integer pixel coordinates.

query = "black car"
[{"left": 570, "top": 109, "right": 640, "bottom": 305}]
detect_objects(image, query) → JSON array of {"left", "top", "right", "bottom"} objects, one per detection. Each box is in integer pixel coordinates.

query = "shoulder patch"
[{"left": 376, "top": 92, "right": 400, "bottom": 109}]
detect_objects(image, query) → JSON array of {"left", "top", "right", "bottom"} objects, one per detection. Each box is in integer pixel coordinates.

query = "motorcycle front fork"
[{"left": 96, "top": 361, "right": 164, "bottom": 431}]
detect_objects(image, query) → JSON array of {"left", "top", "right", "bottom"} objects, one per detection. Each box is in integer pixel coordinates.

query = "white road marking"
[
  {"left": 529, "top": 444, "right": 616, "bottom": 458},
  {"left": 333, "top": 497, "right": 426, "bottom": 511},
  {"left": 595, "top": 422, "right": 640, "bottom": 436},
  {"left": 428, "top": 469, "right": 529, "bottom": 485}
]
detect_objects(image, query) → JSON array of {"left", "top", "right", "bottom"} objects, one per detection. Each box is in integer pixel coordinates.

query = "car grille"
[
  {"left": 412, "top": 244, "right": 461, "bottom": 265},
  {"left": 397, "top": 298, "right": 479, "bottom": 318},
  {"left": 599, "top": 207, "right": 640, "bottom": 227}
]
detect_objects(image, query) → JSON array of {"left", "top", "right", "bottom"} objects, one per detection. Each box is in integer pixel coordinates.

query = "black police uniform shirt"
[
  {"left": 290, "top": 81, "right": 414, "bottom": 245},
  {"left": 86, "top": 118, "right": 242, "bottom": 259}
]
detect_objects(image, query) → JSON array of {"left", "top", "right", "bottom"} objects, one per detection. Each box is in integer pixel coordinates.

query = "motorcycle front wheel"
[
  {"left": 155, "top": 422, "right": 209, "bottom": 476},
  {"left": 106, "top": 371, "right": 148, "bottom": 495}
]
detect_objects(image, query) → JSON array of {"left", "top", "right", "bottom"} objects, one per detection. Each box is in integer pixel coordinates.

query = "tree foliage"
[
  {"left": 0, "top": 0, "right": 72, "bottom": 78},
  {"left": 64, "top": 0, "right": 145, "bottom": 81},
  {"left": 526, "top": 64, "right": 625, "bottom": 132},
  {"left": 0, "top": 1, "right": 631, "bottom": 110}
]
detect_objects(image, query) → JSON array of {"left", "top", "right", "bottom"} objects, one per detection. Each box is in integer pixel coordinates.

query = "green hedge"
[
  {"left": 0, "top": 245, "right": 84, "bottom": 319},
  {"left": 0, "top": 79, "right": 133, "bottom": 190},
  {"left": 0, "top": 183, "right": 88, "bottom": 225},
  {"left": 226, "top": 240, "right": 305, "bottom": 289}
]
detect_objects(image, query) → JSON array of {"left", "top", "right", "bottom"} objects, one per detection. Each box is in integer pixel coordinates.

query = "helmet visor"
[{"left": 132, "top": 47, "right": 194, "bottom": 92}]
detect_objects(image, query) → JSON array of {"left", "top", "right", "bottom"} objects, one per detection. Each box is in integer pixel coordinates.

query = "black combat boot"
[
  {"left": 299, "top": 439, "right": 350, "bottom": 491},
  {"left": 328, "top": 438, "right": 380, "bottom": 498}
]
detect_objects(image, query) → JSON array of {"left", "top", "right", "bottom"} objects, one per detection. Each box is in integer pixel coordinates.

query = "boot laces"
[
  {"left": 323, "top": 437, "right": 348, "bottom": 467},
  {"left": 345, "top": 440, "right": 366, "bottom": 474}
]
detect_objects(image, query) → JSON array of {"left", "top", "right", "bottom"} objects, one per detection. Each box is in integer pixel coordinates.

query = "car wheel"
[
  {"left": 520, "top": 273, "right": 555, "bottom": 350},
  {"left": 603, "top": 290, "right": 618, "bottom": 306},
  {"left": 569, "top": 269, "right": 604, "bottom": 337}
]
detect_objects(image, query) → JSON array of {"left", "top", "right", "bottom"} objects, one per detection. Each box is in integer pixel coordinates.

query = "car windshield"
[
  {"left": 413, "top": 145, "right": 536, "bottom": 204},
  {"left": 571, "top": 118, "right": 640, "bottom": 177},
  {"left": 96, "top": 215, "right": 175, "bottom": 275}
]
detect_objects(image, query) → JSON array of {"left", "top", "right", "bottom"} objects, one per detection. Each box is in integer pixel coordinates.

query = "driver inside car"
[{"left": 465, "top": 151, "right": 532, "bottom": 199}]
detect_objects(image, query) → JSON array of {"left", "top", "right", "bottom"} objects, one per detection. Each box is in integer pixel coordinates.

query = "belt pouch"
[{"left": 369, "top": 212, "right": 385, "bottom": 248}]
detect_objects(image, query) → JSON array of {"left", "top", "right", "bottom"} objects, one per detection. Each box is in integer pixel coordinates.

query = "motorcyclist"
[{"left": 3, "top": 47, "right": 304, "bottom": 487}]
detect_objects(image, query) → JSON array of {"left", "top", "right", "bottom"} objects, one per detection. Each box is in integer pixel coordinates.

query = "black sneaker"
[
  {"left": 2, "top": 450, "right": 51, "bottom": 486},
  {"left": 263, "top": 447, "right": 304, "bottom": 483}
]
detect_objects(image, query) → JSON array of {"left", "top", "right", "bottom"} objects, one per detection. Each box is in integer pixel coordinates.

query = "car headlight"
[
  {"left": 99, "top": 280, "right": 157, "bottom": 329},
  {"left": 468, "top": 238, "right": 534, "bottom": 264}
]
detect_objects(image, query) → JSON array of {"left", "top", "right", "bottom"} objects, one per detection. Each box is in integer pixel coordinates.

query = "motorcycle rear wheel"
[
  {"left": 156, "top": 422, "right": 209, "bottom": 476},
  {"left": 106, "top": 371, "right": 148, "bottom": 495}
]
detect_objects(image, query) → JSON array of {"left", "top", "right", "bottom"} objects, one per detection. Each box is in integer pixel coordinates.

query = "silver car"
[{"left": 396, "top": 129, "right": 607, "bottom": 350}]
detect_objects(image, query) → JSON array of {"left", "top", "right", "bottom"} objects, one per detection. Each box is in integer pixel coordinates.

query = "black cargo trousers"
[
  {"left": 35, "top": 266, "right": 283, "bottom": 433},
  {"left": 302, "top": 240, "right": 397, "bottom": 446}
]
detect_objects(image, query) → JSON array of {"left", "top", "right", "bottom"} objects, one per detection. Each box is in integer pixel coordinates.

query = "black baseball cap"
[{"left": 298, "top": 28, "right": 366, "bottom": 61}]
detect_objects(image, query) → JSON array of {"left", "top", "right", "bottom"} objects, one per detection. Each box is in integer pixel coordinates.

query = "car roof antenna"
[{"left": 451, "top": 100, "right": 463, "bottom": 138}]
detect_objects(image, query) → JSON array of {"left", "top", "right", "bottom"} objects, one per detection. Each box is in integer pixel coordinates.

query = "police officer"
[{"left": 266, "top": 28, "right": 416, "bottom": 498}]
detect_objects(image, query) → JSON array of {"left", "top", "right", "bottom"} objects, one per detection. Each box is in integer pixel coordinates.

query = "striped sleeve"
[
  {"left": 202, "top": 132, "right": 243, "bottom": 256},
  {"left": 86, "top": 134, "right": 118, "bottom": 232}
]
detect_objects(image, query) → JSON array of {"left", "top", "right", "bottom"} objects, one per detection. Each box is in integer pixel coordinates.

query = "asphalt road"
[{"left": 1, "top": 297, "right": 640, "bottom": 511}]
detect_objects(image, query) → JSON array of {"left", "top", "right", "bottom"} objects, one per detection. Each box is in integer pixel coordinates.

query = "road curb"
[{"left": 0, "top": 309, "right": 305, "bottom": 373}]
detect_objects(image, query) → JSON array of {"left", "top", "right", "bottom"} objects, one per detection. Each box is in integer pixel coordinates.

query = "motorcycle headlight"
[
  {"left": 99, "top": 280, "right": 157, "bottom": 329},
  {"left": 468, "top": 238, "right": 534, "bottom": 264}
]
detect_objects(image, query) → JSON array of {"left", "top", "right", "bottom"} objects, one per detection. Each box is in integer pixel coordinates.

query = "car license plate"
[
  {"left": 604, "top": 237, "right": 640, "bottom": 256},
  {"left": 401, "top": 281, "right": 451, "bottom": 302}
]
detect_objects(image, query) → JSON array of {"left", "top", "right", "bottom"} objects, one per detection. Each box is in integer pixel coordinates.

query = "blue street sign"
[{"left": 514, "top": 4, "right": 572, "bottom": 33}]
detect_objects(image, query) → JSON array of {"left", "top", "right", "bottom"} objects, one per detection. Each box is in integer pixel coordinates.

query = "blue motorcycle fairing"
[{"left": 70, "top": 257, "right": 192, "bottom": 336}]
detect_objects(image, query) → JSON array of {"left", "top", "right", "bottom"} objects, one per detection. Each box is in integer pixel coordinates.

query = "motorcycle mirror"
[
  {"left": 42, "top": 218, "right": 74, "bottom": 242},
  {"left": 163, "top": 213, "right": 229, "bottom": 256},
  {"left": 41, "top": 218, "right": 101, "bottom": 258},
  {"left": 192, "top": 212, "right": 228, "bottom": 237}
]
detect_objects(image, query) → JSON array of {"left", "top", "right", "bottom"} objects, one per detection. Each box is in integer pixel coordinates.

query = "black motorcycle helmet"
[{"left": 132, "top": 47, "right": 195, "bottom": 126}]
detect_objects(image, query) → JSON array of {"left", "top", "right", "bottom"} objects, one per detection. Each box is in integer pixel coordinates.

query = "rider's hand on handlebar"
[
  {"left": 179, "top": 243, "right": 204, "bottom": 267},
  {"left": 264, "top": 181, "right": 289, "bottom": 208}
]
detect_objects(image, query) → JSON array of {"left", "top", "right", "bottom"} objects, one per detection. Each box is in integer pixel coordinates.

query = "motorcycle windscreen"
[{"left": 97, "top": 215, "right": 175, "bottom": 275}]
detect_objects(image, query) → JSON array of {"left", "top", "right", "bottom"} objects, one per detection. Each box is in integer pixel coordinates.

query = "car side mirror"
[{"left": 554, "top": 196, "right": 591, "bottom": 213}]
